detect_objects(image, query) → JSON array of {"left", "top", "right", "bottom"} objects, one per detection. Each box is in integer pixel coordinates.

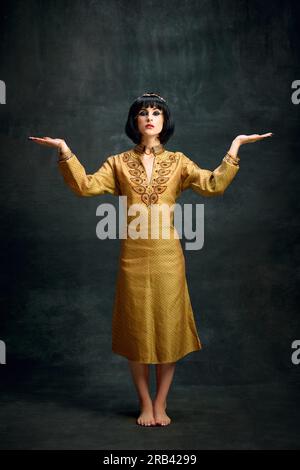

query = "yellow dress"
[{"left": 58, "top": 144, "right": 239, "bottom": 364}]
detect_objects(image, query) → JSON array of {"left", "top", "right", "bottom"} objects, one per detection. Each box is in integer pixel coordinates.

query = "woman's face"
[{"left": 135, "top": 105, "right": 164, "bottom": 140}]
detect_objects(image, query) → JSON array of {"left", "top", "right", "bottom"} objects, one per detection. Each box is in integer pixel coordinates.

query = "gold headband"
[{"left": 138, "top": 92, "right": 166, "bottom": 102}]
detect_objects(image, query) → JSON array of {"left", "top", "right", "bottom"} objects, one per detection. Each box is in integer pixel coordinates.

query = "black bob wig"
[{"left": 125, "top": 93, "right": 175, "bottom": 145}]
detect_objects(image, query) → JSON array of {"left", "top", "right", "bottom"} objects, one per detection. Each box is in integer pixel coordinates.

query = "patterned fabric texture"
[{"left": 58, "top": 146, "right": 239, "bottom": 363}]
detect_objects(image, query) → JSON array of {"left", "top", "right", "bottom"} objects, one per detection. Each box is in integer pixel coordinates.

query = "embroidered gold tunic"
[{"left": 58, "top": 144, "right": 239, "bottom": 363}]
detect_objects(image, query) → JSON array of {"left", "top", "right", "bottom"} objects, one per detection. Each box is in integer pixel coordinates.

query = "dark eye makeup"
[{"left": 137, "top": 110, "right": 162, "bottom": 117}]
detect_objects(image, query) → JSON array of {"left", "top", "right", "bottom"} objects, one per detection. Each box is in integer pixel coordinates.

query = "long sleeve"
[
  {"left": 58, "top": 152, "right": 120, "bottom": 197},
  {"left": 180, "top": 153, "right": 240, "bottom": 197}
]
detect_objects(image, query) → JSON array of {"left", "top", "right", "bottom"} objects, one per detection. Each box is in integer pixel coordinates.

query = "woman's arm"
[
  {"left": 181, "top": 151, "right": 240, "bottom": 196},
  {"left": 28, "top": 136, "right": 120, "bottom": 197},
  {"left": 180, "top": 133, "right": 273, "bottom": 197},
  {"left": 57, "top": 147, "right": 120, "bottom": 197}
]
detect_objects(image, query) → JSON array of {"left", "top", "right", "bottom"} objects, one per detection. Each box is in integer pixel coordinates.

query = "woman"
[{"left": 29, "top": 92, "right": 272, "bottom": 427}]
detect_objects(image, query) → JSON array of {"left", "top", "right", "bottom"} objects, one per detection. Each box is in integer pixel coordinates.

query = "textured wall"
[{"left": 0, "top": 0, "right": 299, "bottom": 385}]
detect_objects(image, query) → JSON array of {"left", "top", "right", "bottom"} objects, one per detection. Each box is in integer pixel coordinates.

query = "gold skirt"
[{"left": 111, "top": 226, "right": 202, "bottom": 363}]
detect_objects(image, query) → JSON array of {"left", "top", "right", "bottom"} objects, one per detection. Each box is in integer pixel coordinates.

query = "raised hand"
[
  {"left": 28, "top": 136, "right": 69, "bottom": 152},
  {"left": 235, "top": 133, "right": 273, "bottom": 146}
]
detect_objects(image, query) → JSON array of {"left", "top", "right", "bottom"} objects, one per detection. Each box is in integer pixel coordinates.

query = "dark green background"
[{"left": 0, "top": 0, "right": 299, "bottom": 388}]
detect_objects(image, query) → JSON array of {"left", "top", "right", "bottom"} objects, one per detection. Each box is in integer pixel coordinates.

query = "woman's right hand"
[{"left": 28, "top": 136, "right": 70, "bottom": 153}]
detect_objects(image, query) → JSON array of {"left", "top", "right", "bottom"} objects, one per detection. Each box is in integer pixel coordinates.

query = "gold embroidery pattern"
[{"left": 122, "top": 151, "right": 177, "bottom": 206}]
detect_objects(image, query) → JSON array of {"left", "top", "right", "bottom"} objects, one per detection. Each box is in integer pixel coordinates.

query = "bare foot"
[
  {"left": 136, "top": 401, "right": 156, "bottom": 426},
  {"left": 153, "top": 399, "right": 171, "bottom": 426}
]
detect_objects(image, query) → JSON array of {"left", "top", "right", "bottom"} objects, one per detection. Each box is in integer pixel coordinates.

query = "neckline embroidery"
[
  {"left": 122, "top": 149, "right": 177, "bottom": 206},
  {"left": 133, "top": 143, "right": 165, "bottom": 156}
]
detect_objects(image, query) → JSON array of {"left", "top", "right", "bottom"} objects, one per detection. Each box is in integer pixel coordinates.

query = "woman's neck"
[{"left": 140, "top": 137, "right": 161, "bottom": 152}]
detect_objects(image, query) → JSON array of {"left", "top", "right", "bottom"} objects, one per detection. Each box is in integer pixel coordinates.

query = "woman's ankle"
[
  {"left": 153, "top": 397, "right": 167, "bottom": 407},
  {"left": 139, "top": 397, "right": 153, "bottom": 408}
]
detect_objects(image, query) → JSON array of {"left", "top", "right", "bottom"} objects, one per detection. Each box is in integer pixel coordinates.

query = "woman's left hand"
[{"left": 235, "top": 133, "right": 273, "bottom": 146}]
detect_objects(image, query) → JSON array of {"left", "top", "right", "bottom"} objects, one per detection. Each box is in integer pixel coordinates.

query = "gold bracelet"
[
  {"left": 226, "top": 151, "right": 240, "bottom": 162},
  {"left": 58, "top": 148, "right": 73, "bottom": 162},
  {"left": 223, "top": 156, "right": 239, "bottom": 166},
  {"left": 223, "top": 154, "right": 239, "bottom": 166},
  {"left": 223, "top": 151, "right": 240, "bottom": 166}
]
